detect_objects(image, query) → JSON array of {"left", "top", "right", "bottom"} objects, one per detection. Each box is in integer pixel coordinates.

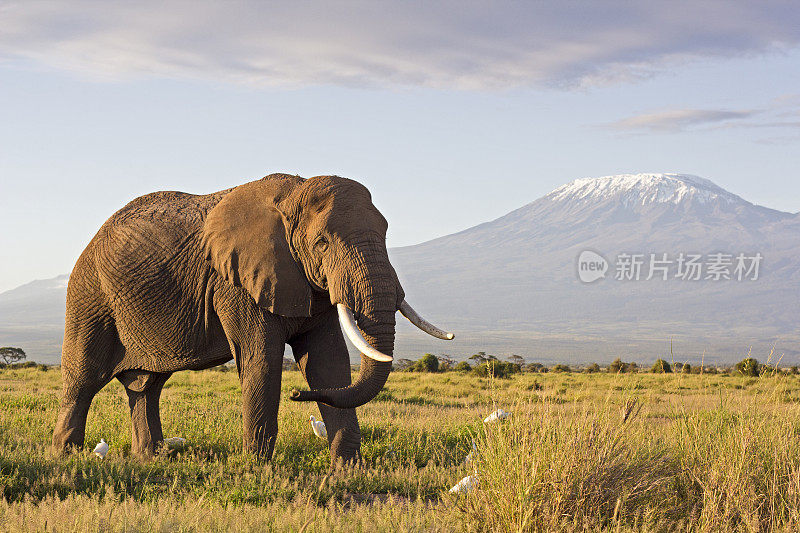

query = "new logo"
[{"left": 577, "top": 250, "right": 608, "bottom": 283}]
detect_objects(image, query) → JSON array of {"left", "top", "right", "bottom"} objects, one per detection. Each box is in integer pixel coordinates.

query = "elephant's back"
[
  {"left": 86, "top": 190, "right": 231, "bottom": 369},
  {"left": 109, "top": 189, "right": 232, "bottom": 229}
]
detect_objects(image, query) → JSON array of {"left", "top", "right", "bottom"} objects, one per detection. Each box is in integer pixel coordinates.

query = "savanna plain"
[{"left": 4, "top": 363, "right": 800, "bottom": 532}]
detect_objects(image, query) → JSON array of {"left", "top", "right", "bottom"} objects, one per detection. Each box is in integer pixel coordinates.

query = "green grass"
[{"left": 3, "top": 367, "right": 800, "bottom": 531}]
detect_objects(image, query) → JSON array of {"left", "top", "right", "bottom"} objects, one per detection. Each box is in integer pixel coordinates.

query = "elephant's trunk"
[
  {"left": 290, "top": 309, "right": 395, "bottom": 408},
  {"left": 290, "top": 237, "right": 398, "bottom": 409}
]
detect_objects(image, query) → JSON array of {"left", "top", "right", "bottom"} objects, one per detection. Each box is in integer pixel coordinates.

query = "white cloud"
[
  {"left": 1, "top": 1, "right": 799, "bottom": 89},
  {"left": 609, "top": 109, "right": 759, "bottom": 132}
]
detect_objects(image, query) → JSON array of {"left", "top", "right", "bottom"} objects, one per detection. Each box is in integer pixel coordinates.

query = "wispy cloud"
[
  {"left": 607, "top": 92, "right": 800, "bottom": 135},
  {"left": 0, "top": 1, "right": 799, "bottom": 89},
  {"left": 608, "top": 109, "right": 759, "bottom": 132}
]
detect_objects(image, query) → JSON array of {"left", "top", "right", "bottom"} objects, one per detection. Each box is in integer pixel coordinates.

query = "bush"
[
  {"left": 651, "top": 359, "right": 672, "bottom": 373},
  {"left": 473, "top": 360, "right": 521, "bottom": 379},
  {"left": 584, "top": 363, "right": 601, "bottom": 373},
  {"left": 551, "top": 364, "right": 571, "bottom": 373},
  {"left": 736, "top": 358, "right": 761, "bottom": 377},
  {"left": 408, "top": 353, "right": 439, "bottom": 373},
  {"left": 525, "top": 363, "right": 548, "bottom": 373},
  {"left": 681, "top": 363, "right": 692, "bottom": 374},
  {"left": 453, "top": 361, "right": 472, "bottom": 372},
  {"left": 608, "top": 358, "right": 637, "bottom": 373},
  {"left": 9, "top": 361, "right": 37, "bottom": 369}
]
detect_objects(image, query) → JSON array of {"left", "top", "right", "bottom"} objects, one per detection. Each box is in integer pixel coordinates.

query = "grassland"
[{"left": 3, "top": 365, "right": 800, "bottom": 531}]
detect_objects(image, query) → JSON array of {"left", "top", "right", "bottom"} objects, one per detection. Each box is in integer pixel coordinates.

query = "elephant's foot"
[
  {"left": 52, "top": 401, "right": 91, "bottom": 453},
  {"left": 329, "top": 425, "right": 362, "bottom": 468},
  {"left": 243, "top": 425, "right": 278, "bottom": 460}
]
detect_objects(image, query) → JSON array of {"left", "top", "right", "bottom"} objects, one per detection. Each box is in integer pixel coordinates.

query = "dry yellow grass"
[{"left": 3, "top": 366, "right": 800, "bottom": 531}]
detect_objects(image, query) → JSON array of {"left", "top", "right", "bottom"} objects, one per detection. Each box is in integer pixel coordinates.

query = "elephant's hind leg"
[
  {"left": 53, "top": 311, "right": 118, "bottom": 453},
  {"left": 53, "top": 390, "right": 95, "bottom": 453},
  {"left": 118, "top": 370, "right": 171, "bottom": 457}
]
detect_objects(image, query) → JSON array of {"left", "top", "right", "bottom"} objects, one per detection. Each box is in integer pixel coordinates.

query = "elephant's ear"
[{"left": 202, "top": 179, "right": 312, "bottom": 317}]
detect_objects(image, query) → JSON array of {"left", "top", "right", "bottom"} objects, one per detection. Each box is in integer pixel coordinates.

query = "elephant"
[{"left": 52, "top": 173, "right": 453, "bottom": 463}]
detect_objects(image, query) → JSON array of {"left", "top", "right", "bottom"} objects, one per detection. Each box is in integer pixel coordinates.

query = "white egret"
[
  {"left": 483, "top": 408, "right": 510, "bottom": 424},
  {"left": 309, "top": 415, "right": 327, "bottom": 440},
  {"left": 164, "top": 437, "right": 186, "bottom": 447},
  {"left": 449, "top": 474, "right": 479, "bottom": 493},
  {"left": 93, "top": 438, "right": 109, "bottom": 459}
]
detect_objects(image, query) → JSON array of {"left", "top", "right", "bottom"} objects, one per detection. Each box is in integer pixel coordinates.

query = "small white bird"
[
  {"left": 463, "top": 438, "right": 478, "bottom": 464},
  {"left": 483, "top": 409, "right": 511, "bottom": 424},
  {"left": 164, "top": 437, "right": 186, "bottom": 447},
  {"left": 449, "top": 474, "right": 479, "bottom": 493},
  {"left": 309, "top": 415, "right": 327, "bottom": 440},
  {"left": 93, "top": 439, "right": 109, "bottom": 459}
]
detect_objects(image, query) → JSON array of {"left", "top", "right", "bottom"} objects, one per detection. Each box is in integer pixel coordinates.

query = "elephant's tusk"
[
  {"left": 336, "top": 304, "right": 394, "bottom": 362},
  {"left": 398, "top": 300, "right": 455, "bottom": 340}
]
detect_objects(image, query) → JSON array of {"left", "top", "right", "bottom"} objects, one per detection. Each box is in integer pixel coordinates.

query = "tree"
[
  {"left": 395, "top": 358, "right": 414, "bottom": 371},
  {"left": 408, "top": 353, "right": 439, "bottom": 373},
  {"left": 437, "top": 354, "right": 455, "bottom": 371},
  {"left": 469, "top": 352, "right": 489, "bottom": 365},
  {"left": 736, "top": 358, "right": 760, "bottom": 377},
  {"left": 525, "top": 362, "right": 547, "bottom": 373},
  {"left": 507, "top": 354, "right": 525, "bottom": 366},
  {"left": 0, "top": 347, "right": 26, "bottom": 365},
  {"left": 552, "top": 364, "right": 571, "bottom": 373},
  {"left": 651, "top": 359, "right": 672, "bottom": 373},
  {"left": 681, "top": 363, "right": 692, "bottom": 374}
]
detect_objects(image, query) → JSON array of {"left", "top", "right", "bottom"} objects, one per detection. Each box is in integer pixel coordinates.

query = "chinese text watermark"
[{"left": 577, "top": 251, "right": 762, "bottom": 283}]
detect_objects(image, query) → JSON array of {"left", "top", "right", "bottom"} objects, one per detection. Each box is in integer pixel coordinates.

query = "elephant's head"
[{"left": 202, "top": 174, "right": 452, "bottom": 409}]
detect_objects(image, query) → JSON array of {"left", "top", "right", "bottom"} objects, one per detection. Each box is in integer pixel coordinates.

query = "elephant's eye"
[{"left": 314, "top": 236, "right": 329, "bottom": 253}]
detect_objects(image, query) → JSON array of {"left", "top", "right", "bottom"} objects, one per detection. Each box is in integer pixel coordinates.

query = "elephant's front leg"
[
  {"left": 240, "top": 349, "right": 284, "bottom": 458},
  {"left": 290, "top": 307, "right": 362, "bottom": 465}
]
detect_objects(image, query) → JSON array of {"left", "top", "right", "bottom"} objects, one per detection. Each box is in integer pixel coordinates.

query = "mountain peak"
[{"left": 546, "top": 173, "right": 742, "bottom": 207}]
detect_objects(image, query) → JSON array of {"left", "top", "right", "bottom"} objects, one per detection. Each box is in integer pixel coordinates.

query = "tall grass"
[
  {"left": 4, "top": 367, "right": 800, "bottom": 531},
  {"left": 452, "top": 383, "right": 800, "bottom": 532}
]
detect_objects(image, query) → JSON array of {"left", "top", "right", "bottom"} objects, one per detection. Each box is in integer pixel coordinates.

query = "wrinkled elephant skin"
[{"left": 52, "top": 174, "right": 407, "bottom": 464}]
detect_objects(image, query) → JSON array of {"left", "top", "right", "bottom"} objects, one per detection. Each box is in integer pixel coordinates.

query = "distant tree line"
[{"left": 389, "top": 352, "right": 796, "bottom": 378}]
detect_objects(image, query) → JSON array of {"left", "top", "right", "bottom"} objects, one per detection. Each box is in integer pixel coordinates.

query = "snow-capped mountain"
[
  {"left": 2, "top": 174, "right": 798, "bottom": 364},
  {"left": 390, "top": 173, "right": 800, "bottom": 364}
]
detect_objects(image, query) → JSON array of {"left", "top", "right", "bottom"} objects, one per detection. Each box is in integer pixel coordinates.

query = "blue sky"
[{"left": 1, "top": 1, "right": 800, "bottom": 292}]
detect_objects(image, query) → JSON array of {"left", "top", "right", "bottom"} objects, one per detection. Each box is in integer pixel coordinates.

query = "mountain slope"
[
  {"left": 390, "top": 174, "right": 800, "bottom": 364},
  {"left": 0, "top": 275, "right": 67, "bottom": 362}
]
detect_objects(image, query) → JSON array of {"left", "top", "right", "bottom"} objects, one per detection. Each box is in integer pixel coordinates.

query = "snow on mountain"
[{"left": 547, "top": 173, "right": 741, "bottom": 207}]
